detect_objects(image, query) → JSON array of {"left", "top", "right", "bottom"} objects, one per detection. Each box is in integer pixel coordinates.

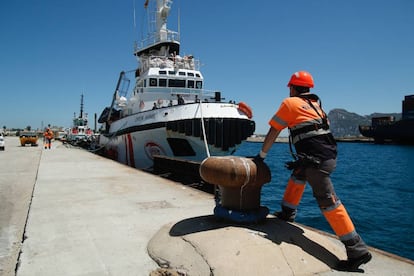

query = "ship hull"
[
  {"left": 359, "top": 120, "right": 414, "bottom": 144},
  {"left": 99, "top": 102, "right": 255, "bottom": 169}
]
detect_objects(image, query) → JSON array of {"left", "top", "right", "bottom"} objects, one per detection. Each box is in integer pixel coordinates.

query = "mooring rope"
[
  {"left": 239, "top": 157, "right": 252, "bottom": 210},
  {"left": 198, "top": 100, "right": 211, "bottom": 158},
  {"left": 198, "top": 98, "right": 222, "bottom": 205},
  {"left": 88, "top": 120, "right": 128, "bottom": 153}
]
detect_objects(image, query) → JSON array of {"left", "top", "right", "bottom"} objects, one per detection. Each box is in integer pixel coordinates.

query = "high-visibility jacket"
[
  {"left": 44, "top": 131, "right": 54, "bottom": 140},
  {"left": 269, "top": 94, "right": 337, "bottom": 160}
]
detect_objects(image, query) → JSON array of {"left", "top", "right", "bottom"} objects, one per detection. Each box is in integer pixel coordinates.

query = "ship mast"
[
  {"left": 156, "top": 0, "right": 171, "bottom": 42},
  {"left": 135, "top": 0, "right": 179, "bottom": 57},
  {"left": 80, "top": 94, "right": 84, "bottom": 119}
]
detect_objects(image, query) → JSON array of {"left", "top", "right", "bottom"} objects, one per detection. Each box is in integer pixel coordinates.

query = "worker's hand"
[
  {"left": 285, "top": 160, "right": 298, "bottom": 170},
  {"left": 254, "top": 154, "right": 265, "bottom": 163}
]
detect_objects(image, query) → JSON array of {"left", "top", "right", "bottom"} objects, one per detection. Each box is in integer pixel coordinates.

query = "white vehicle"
[
  {"left": 98, "top": 0, "right": 255, "bottom": 170},
  {"left": 0, "top": 136, "right": 5, "bottom": 150}
]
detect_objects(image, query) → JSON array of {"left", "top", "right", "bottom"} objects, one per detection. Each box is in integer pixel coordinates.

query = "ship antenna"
[
  {"left": 178, "top": 6, "right": 180, "bottom": 38},
  {"left": 139, "top": 0, "right": 149, "bottom": 46},
  {"left": 133, "top": 0, "right": 136, "bottom": 30},
  {"left": 132, "top": 0, "right": 137, "bottom": 50}
]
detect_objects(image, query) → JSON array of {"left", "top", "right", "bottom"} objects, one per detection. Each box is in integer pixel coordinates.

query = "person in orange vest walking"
[
  {"left": 43, "top": 127, "right": 54, "bottom": 149},
  {"left": 256, "top": 71, "right": 371, "bottom": 271}
]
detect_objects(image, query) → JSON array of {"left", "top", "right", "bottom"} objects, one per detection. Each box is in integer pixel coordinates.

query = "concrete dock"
[{"left": 1, "top": 136, "right": 413, "bottom": 276}]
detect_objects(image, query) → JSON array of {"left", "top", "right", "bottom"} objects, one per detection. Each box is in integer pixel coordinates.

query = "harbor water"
[{"left": 234, "top": 141, "right": 414, "bottom": 261}]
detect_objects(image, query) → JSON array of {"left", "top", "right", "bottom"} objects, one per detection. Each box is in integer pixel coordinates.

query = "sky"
[{"left": 1, "top": 0, "right": 413, "bottom": 134}]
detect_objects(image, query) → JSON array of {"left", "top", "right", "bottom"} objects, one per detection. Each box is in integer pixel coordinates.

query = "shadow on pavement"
[{"left": 170, "top": 215, "right": 340, "bottom": 269}]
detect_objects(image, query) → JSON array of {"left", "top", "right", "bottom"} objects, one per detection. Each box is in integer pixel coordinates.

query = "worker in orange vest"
[
  {"left": 256, "top": 71, "right": 371, "bottom": 271},
  {"left": 43, "top": 127, "right": 54, "bottom": 149}
]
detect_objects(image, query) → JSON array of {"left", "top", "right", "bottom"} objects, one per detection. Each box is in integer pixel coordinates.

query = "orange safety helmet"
[{"left": 287, "top": 71, "right": 314, "bottom": 88}]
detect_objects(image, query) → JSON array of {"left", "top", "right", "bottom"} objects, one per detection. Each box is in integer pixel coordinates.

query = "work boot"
[
  {"left": 336, "top": 252, "right": 372, "bottom": 272},
  {"left": 274, "top": 206, "right": 296, "bottom": 222},
  {"left": 337, "top": 235, "right": 372, "bottom": 271}
]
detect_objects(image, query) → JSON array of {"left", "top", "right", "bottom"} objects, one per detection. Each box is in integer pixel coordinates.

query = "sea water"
[{"left": 234, "top": 142, "right": 414, "bottom": 261}]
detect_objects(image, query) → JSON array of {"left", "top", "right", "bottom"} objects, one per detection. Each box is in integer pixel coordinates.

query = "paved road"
[{"left": 0, "top": 137, "right": 42, "bottom": 276}]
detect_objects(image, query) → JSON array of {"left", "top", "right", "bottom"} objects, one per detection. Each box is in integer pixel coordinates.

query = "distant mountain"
[{"left": 328, "top": 109, "right": 401, "bottom": 138}]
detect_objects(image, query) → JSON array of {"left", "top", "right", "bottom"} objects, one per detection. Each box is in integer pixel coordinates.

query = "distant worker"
[
  {"left": 152, "top": 102, "right": 158, "bottom": 110},
  {"left": 177, "top": 94, "right": 184, "bottom": 105},
  {"left": 43, "top": 127, "right": 54, "bottom": 149},
  {"left": 256, "top": 71, "right": 371, "bottom": 271}
]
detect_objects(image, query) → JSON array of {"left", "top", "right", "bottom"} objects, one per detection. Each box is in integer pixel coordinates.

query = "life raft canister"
[{"left": 237, "top": 102, "right": 253, "bottom": 119}]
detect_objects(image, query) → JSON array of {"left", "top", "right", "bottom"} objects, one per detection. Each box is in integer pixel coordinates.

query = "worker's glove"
[
  {"left": 285, "top": 160, "right": 300, "bottom": 170},
  {"left": 253, "top": 150, "right": 267, "bottom": 163},
  {"left": 285, "top": 154, "right": 321, "bottom": 170},
  {"left": 254, "top": 154, "right": 265, "bottom": 163}
]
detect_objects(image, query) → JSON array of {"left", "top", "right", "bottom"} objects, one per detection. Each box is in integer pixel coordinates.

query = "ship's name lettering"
[{"left": 134, "top": 113, "right": 155, "bottom": 121}]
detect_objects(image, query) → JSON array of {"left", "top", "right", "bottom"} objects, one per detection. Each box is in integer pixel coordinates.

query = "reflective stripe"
[
  {"left": 291, "top": 174, "right": 306, "bottom": 185},
  {"left": 321, "top": 199, "right": 342, "bottom": 212},
  {"left": 289, "top": 116, "right": 331, "bottom": 143},
  {"left": 282, "top": 200, "right": 298, "bottom": 210},
  {"left": 290, "top": 119, "right": 324, "bottom": 132},
  {"left": 270, "top": 114, "right": 288, "bottom": 129},
  {"left": 339, "top": 230, "right": 359, "bottom": 242},
  {"left": 292, "top": 128, "right": 331, "bottom": 144},
  {"left": 290, "top": 118, "right": 331, "bottom": 144}
]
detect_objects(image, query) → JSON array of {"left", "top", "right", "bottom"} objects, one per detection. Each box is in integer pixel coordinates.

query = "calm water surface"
[{"left": 234, "top": 142, "right": 414, "bottom": 260}]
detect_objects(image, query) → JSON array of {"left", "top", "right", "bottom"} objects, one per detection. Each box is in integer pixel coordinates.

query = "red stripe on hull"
[{"left": 126, "top": 134, "right": 136, "bottom": 167}]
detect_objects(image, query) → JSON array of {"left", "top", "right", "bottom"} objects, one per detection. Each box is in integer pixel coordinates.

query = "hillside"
[{"left": 328, "top": 108, "right": 401, "bottom": 138}]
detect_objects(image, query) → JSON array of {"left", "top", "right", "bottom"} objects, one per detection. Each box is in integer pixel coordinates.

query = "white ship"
[{"left": 98, "top": 0, "right": 255, "bottom": 169}]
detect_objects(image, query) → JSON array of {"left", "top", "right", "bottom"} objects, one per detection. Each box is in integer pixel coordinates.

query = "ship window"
[
  {"left": 168, "top": 71, "right": 175, "bottom": 75},
  {"left": 159, "top": 70, "right": 167, "bottom": 75},
  {"left": 188, "top": 80, "right": 195, "bottom": 88},
  {"left": 168, "top": 79, "right": 186, "bottom": 88},
  {"left": 144, "top": 79, "right": 147, "bottom": 87},
  {"left": 188, "top": 72, "right": 194, "bottom": 77},
  {"left": 159, "top": 78, "right": 167, "bottom": 87},
  {"left": 196, "top": 73, "right": 201, "bottom": 77},
  {"left": 179, "top": 72, "right": 186, "bottom": 76},
  {"left": 196, "top": 81, "right": 203, "bottom": 89},
  {"left": 149, "top": 78, "right": 157, "bottom": 87}
]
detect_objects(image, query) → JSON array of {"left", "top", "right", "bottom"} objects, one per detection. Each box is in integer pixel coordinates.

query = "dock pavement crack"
[
  {"left": 181, "top": 236, "right": 214, "bottom": 276},
  {"left": 14, "top": 149, "right": 43, "bottom": 274}
]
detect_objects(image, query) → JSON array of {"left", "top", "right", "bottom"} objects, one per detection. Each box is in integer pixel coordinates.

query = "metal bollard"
[{"left": 199, "top": 156, "right": 271, "bottom": 211}]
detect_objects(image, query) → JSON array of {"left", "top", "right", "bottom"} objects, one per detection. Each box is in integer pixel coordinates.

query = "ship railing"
[
  {"left": 135, "top": 29, "right": 180, "bottom": 52},
  {"left": 135, "top": 87, "right": 224, "bottom": 103}
]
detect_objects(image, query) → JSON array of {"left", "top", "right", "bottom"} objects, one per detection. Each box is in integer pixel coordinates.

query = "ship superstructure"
[{"left": 98, "top": 0, "right": 255, "bottom": 169}]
